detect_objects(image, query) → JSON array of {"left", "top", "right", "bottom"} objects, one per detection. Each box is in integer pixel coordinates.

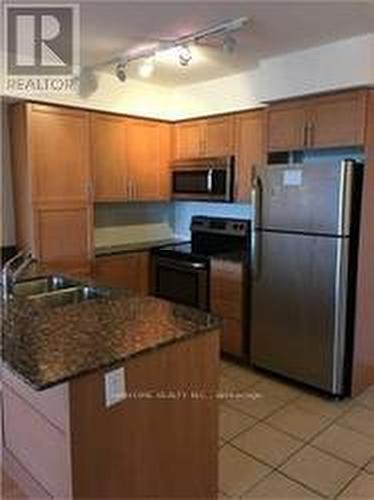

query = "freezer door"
[
  {"left": 250, "top": 231, "right": 350, "bottom": 395},
  {"left": 256, "top": 161, "right": 356, "bottom": 236}
]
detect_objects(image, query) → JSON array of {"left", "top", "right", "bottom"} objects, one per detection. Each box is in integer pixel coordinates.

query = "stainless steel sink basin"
[
  {"left": 28, "top": 286, "right": 107, "bottom": 308},
  {"left": 12, "top": 275, "right": 79, "bottom": 298}
]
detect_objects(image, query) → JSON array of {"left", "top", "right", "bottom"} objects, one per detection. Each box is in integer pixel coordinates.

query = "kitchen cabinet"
[
  {"left": 309, "top": 91, "right": 366, "bottom": 148},
  {"left": 267, "top": 90, "right": 367, "bottom": 151},
  {"left": 127, "top": 119, "right": 171, "bottom": 201},
  {"left": 30, "top": 104, "right": 91, "bottom": 205},
  {"left": 210, "top": 259, "right": 247, "bottom": 358},
  {"left": 173, "top": 115, "right": 234, "bottom": 159},
  {"left": 235, "top": 110, "right": 265, "bottom": 202},
  {"left": 90, "top": 113, "right": 128, "bottom": 201},
  {"left": 267, "top": 101, "right": 307, "bottom": 152},
  {"left": 94, "top": 252, "right": 150, "bottom": 295},
  {"left": 9, "top": 103, "right": 93, "bottom": 273},
  {"left": 173, "top": 120, "right": 205, "bottom": 159},
  {"left": 204, "top": 116, "right": 235, "bottom": 157},
  {"left": 2, "top": 330, "right": 219, "bottom": 498}
]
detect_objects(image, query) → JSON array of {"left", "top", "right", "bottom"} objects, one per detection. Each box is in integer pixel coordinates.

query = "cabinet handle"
[
  {"left": 85, "top": 181, "right": 93, "bottom": 201},
  {"left": 309, "top": 122, "right": 315, "bottom": 148},
  {"left": 303, "top": 124, "right": 308, "bottom": 148}
]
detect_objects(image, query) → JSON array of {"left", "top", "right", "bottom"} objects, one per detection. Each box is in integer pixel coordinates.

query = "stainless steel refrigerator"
[{"left": 250, "top": 159, "right": 363, "bottom": 396}]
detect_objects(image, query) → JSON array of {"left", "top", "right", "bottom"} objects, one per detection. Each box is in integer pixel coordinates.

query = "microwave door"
[
  {"left": 173, "top": 169, "right": 210, "bottom": 197},
  {"left": 172, "top": 167, "right": 233, "bottom": 201}
]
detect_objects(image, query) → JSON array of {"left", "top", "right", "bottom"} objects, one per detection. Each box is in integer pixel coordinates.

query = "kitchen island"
[{"left": 1, "top": 269, "right": 220, "bottom": 499}]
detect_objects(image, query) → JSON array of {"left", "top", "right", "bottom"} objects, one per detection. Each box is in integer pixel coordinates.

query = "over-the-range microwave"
[{"left": 171, "top": 156, "right": 234, "bottom": 202}]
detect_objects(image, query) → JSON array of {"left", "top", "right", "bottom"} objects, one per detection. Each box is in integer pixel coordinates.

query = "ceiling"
[{"left": 6, "top": 1, "right": 374, "bottom": 87}]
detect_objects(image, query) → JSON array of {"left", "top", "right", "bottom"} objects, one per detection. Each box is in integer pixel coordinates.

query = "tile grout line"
[{"left": 219, "top": 365, "right": 374, "bottom": 498}]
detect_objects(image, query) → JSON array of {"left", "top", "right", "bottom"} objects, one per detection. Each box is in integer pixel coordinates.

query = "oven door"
[
  {"left": 172, "top": 167, "right": 233, "bottom": 202},
  {"left": 152, "top": 256, "right": 209, "bottom": 311}
]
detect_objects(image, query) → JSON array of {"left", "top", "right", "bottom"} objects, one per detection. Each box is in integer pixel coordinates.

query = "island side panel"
[
  {"left": 2, "top": 370, "right": 73, "bottom": 498},
  {"left": 69, "top": 329, "right": 220, "bottom": 499}
]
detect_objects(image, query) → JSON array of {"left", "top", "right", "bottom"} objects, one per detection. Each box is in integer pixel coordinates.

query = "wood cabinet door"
[
  {"left": 235, "top": 111, "right": 265, "bottom": 202},
  {"left": 173, "top": 121, "right": 204, "bottom": 159},
  {"left": 29, "top": 104, "right": 91, "bottom": 204},
  {"left": 267, "top": 102, "right": 307, "bottom": 152},
  {"left": 94, "top": 252, "right": 149, "bottom": 295},
  {"left": 127, "top": 119, "right": 171, "bottom": 201},
  {"left": 33, "top": 204, "right": 93, "bottom": 272},
  {"left": 90, "top": 113, "right": 128, "bottom": 201},
  {"left": 204, "top": 116, "right": 234, "bottom": 157},
  {"left": 310, "top": 91, "right": 366, "bottom": 148},
  {"left": 210, "top": 259, "right": 245, "bottom": 358}
]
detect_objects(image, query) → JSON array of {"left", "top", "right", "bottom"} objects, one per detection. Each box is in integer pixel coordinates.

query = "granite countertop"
[
  {"left": 1, "top": 267, "right": 220, "bottom": 391},
  {"left": 95, "top": 238, "right": 184, "bottom": 257}
]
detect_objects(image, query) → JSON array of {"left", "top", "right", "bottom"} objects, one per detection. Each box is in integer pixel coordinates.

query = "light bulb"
[{"left": 138, "top": 58, "right": 155, "bottom": 78}]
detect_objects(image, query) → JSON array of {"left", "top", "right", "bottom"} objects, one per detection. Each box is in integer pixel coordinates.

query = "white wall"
[
  {"left": 171, "top": 34, "right": 374, "bottom": 119},
  {"left": 2, "top": 72, "right": 173, "bottom": 120}
]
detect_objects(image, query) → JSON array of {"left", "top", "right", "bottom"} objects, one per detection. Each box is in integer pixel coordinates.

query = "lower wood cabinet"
[
  {"left": 33, "top": 204, "right": 93, "bottom": 275},
  {"left": 93, "top": 251, "right": 150, "bottom": 295},
  {"left": 210, "top": 259, "right": 247, "bottom": 358}
]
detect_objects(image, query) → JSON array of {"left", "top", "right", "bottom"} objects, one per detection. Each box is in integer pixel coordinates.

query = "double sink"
[{"left": 12, "top": 275, "right": 106, "bottom": 307}]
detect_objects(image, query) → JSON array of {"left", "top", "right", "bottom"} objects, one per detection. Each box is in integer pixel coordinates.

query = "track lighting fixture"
[
  {"left": 115, "top": 62, "right": 127, "bottom": 82},
  {"left": 178, "top": 45, "right": 192, "bottom": 67},
  {"left": 84, "top": 17, "right": 249, "bottom": 91}
]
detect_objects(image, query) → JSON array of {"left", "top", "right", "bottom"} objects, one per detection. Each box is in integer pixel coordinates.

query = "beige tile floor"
[
  {"left": 2, "top": 360, "right": 374, "bottom": 499},
  {"left": 219, "top": 359, "right": 374, "bottom": 499}
]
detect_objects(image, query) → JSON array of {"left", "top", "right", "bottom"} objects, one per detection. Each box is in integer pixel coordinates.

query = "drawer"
[
  {"left": 220, "top": 318, "right": 243, "bottom": 357},
  {"left": 3, "top": 386, "right": 72, "bottom": 498},
  {"left": 2, "top": 367, "right": 69, "bottom": 433}
]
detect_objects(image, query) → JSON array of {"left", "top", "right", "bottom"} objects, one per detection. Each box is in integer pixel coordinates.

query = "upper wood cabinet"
[
  {"left": 235, "top": 110, "right": 265, "bottom": 203},
  {"left": 267, "top": 101, "right": 307, "bottom": 152},
  {"left": 90, "top": 113, "right": 128, "bottom": 202},
  {"left": 267, "top": 90, "right": 367, "bottom": 152},
  {"left": 29, "top": 105, "right": 91, "bottom": 205},
  {"left": 204, "top": 116, "right": 235, "bottom": 157},
  {"left": 173, "top": 116, "right": 234, "bottom": 159},
  {"left": 173, "top": 120, "right": 205, "bottom": 159},
  {"left": 9, "top": 103, "right": 93, "bottom": 272},
  {"left": 126, "top": 119, "right": 171, "bottom": 201},
  {"left": 309, "top": 92, "right": 366, "bottom": 149}
]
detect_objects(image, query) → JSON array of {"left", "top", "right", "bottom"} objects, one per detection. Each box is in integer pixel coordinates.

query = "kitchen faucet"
[{"left": 1, "top": 249, "right": 35, "bottom": 302}]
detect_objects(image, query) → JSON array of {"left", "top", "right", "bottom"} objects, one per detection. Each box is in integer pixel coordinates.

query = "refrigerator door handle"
[
  {"left": 251, "top": 167, "right": 262, "bottom": 279},
  {"left": 337, "top": 160, "right": 354, "bottom": 236}
]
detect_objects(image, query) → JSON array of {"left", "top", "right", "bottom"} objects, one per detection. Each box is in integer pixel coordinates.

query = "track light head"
[
  {"left": 178, "top": 45, "right": 192, "bottom": 67},
  {"left": 223, "top": 34, "right": 237, "bottom": 53},
  {"left": 115, "top": 62, "right": 127, "bottom": 82}
]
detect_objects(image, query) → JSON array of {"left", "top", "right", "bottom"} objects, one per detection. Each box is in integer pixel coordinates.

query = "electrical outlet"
[{"left": 104, "top": 367, "right": 126, "bottom": 407}]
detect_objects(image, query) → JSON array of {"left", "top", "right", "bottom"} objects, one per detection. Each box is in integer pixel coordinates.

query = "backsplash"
[
  {"left": 95, "top": 201, "right": 253, "bottom": 246},
  {"left": 95, "top": 202, "right": 175, "bottom": 248},
  {"left": 172, "top": 202, "right": 252, "bottom": 239}
]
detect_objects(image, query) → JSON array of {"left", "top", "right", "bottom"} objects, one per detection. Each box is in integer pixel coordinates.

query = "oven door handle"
[{"left": 156, "top": 257, "right": 207, "bottom": 272}]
